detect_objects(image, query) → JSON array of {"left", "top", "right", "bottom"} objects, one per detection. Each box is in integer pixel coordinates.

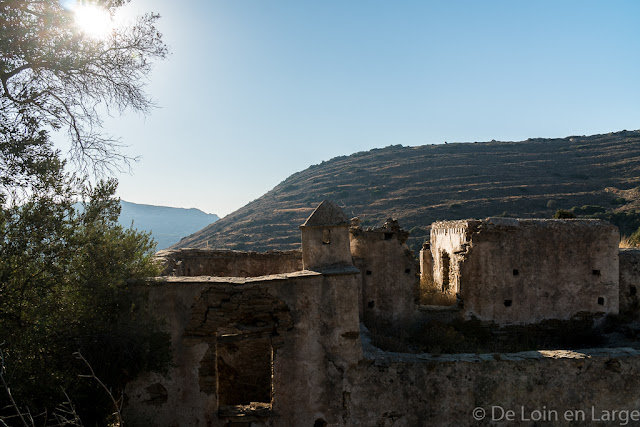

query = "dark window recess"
[
  {"left": 186, "top": 268, "right": 191, "bottom": 276},
  {"left": 368, "top": 300, "right": 375, "bottom": 308},
  {"left": 217, "top": 338, "right": 272, "bottom": 407},
  {"left": 322, "top": 229, "right": 331, "bottom": 244},
  {"left": 441, "top": 252, "right": 450, "bottom": 292},
  {"left": 597, "top": 297, "right": 605, "bottom": 305},
  {"left": 384, "top": 232, "right": 394, "bottom": 240},
  {"left": 314, "top": 420, "right": 328, "bottom": 427},
  {"left": 504, "top": 299, "right": 513, "bottom": 307},
  {"left": 513, "top": 269, "right": 519, "bottom": 276},
  {"left": 365, "top": 270, "right": 372, "bottom": 276},
  {"left": 592, "top": 269, "right": 601, "bottom": 276},
  {"left": 405, "top": 268, "right": 411, "bottom": 274},
  {"left": 631, "top": 285, "right": 637, "bottom": 296}
]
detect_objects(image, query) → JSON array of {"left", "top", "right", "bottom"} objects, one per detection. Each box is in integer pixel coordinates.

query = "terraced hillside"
[{"left": 174, "top": 130, "right": 640, "bottom": 252}]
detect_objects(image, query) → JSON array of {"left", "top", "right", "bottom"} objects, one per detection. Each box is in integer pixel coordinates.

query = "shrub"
[
  {"left": 571, "top": 205, "right": 606, "bottom": 215},
  {"left": 553, "top": 209, "right": 576, "bottom": 219},
  {"left": 0, "top": 181, "right": 171, "bottom": 425},
  {"left": 612, "top": 197, "right": 627, "bottom": 205}
]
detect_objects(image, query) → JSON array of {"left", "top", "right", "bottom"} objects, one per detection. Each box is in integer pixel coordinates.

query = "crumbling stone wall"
[
  {"left": 430, "top": 220, "right": 478, "bottom": 296},
  {"left": 124, "top": 201, "right": 640, "bottom": 426},
  {"left": 154, "top": 248, "right": 302, "bottom": 277},
  {"left": 431, "top": 218, "right": 620, "bottom": 325},
  {"left": 344, "top": 332, "right": 640, "bottom": 426},
  {"left": 419, "top": 243, "right": 434, "bottom": 293},
  {"left": 620, "top": 248, "right": 640, "bottom": 319},
  {"left": 299, "top": 200, "right": 352, "bottom": 271},
  {"left": 300, "top": 224, "right": 352, "bottom": 270},
  {"left": 350, "top": 219, "right": 419, "bottom": 326},
  {"left": 124, "top": 268, "right": 362, "bottom": 427}
]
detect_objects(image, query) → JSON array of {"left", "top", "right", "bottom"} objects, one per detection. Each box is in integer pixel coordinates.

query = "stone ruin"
[
  {"left": 124, "top": 200, "right": 640, "bottom": 426},
  {"left": 424, "top": 218, "right": 620, "bottom": 324}
]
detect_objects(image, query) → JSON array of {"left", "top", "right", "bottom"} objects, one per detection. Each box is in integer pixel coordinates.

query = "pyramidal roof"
[{"left": 300, "top": 200, "right": 349, "bottom": 228}]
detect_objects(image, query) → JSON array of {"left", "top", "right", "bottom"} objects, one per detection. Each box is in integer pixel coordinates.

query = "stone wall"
[
  {"left": 350, "top": 220, "right": 419, "bottom": 326},
  {"left": 344, "top": 331, "right": 640, "bottom": 426},
  {"left": 300, "top": 224, "right": 352, "bottom": 271},
  {"left": 124, "top": 202, "right": 640, "bottom": 426},
  {"left": 430, "top": 220, "right": 479, "bottom": 296},
  {"left": 124, "top": 268, "right": 362, "bottom": 427},
  {"left": 620, "top": 248, "right": 640, "bottom": 319},
  {"left": 430, "top": 218, "right": 619, "bottom": 324},
  {"left": 419, "top": 243, "right": 434, "bottom": 292},
  {"left": 154, "top": 248, "right": 302, "bottom": 277}
]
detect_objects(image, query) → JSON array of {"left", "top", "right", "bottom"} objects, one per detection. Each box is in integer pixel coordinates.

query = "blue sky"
[{"left": 90, "top": 0, "right": 639, "bottom": 216}]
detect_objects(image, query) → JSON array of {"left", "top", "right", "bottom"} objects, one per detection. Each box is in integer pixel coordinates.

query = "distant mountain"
[
  {"left": 173, "top": 130, "right": 640, "bottom": 253},
  {"left": 118, "top": 201, "right": 219, "bottom": 250}
]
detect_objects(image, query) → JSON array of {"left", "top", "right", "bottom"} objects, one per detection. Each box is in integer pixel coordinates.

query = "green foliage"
[
  {"left": 553, "top": 209, "right": 576, "bottom": 219},
  {"left": 591, "top": 210, "right": 640, "bottom": 236},
  {"left": 0, "top": 180, "right": 170, "bottom": 425},
  {"left": 611, "top": 197, "right": 627, "bottom": 205},
  {"left": 0, "top": 2, "right": 170, "bottom": 424},
  {"left": 571, "top": 205, "right": 606, "bottom": 215}
]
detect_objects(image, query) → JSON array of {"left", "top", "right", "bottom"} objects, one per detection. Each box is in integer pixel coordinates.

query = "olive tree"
[
  {"left": 0, "top": 0, "right": 168, "bottom": 186},
  {"left": 0, "top": 1, "right": 171, "bottom": 424}
]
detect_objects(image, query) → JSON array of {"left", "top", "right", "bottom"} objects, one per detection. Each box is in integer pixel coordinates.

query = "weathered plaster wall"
[
  {"left": 419, "top": 243, "right": 434, "bottom": 293},
  {"left": 300, "top": 224, "right": 352, "bottom": 271},
  {"left": 350, "top": 221, "right": 419, "bottom": 326},
  {"left": 620, "top": 248, "right": 640, "bottom": 319},
  {"left": 125, "top": 203, "right": 637, "bottom": 426},
  {"left": 154, "top": 248, "right": 302, "bottom": 277},
  {"left": 430, "top": 220, "right": 479, "bottom": 295},
  {"left": 344, "top": 332, "right": 640, "bottom": 426},
  {"left": 456, "top": 218, "right": 619, "bottom": 324},
  {"left": 124, "top": 269, "right": 362, "bottom": 427}
]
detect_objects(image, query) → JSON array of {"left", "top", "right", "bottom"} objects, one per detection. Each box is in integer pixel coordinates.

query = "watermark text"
[{"left": 472, "top": 406, "right": 640, "bottom": 425}]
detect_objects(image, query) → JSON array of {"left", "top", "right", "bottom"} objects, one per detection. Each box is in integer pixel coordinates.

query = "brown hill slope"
[{"left": 174, "top": 130, "right": 640, "bottom": 252}]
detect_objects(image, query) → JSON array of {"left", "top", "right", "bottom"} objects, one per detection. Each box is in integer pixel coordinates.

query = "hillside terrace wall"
[{"left": 154, "top": 248, "right": 302, "bottom": 277}]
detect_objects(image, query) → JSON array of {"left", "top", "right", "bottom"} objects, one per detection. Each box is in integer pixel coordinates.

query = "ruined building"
[{"left": 125, "top": 201, "right": 640, "bottom": 426}]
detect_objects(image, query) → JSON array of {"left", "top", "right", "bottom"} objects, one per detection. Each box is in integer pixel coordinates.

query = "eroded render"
[{"left": 125, "top": 201, "right": 640, "bottom": 426}]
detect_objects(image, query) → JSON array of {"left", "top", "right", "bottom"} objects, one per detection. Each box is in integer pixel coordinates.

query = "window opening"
[
  {"left": 322, "top": 228, "right": 331, "bottom": 244},
  {"left": 441, "top": 251, "right": 450, "bottom": 292},
  {"left": 217, "top": 336, "right": 272, "bottom": 408}
]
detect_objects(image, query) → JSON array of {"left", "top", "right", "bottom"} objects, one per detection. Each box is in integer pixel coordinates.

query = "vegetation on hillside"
[{"left": 175, "top": 131, "right": 640, "bottom": 253}]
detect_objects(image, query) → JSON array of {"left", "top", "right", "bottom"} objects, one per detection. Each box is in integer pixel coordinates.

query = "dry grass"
[
  {"left": 178, "top": 131, "right": 640, "bottom": 252},
  {"left": 620, "top": 235, "right": 638, "bottom": 248},
  {"left": 419, "top": 286, "right": 457, "bottom": 306}
]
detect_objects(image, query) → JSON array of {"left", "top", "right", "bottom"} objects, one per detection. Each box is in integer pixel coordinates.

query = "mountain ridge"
[
  {"left": 174, "top": 130, "right": 640, "bottom": 252},
  {"left": 118, "top": 200, "right": 219, "bottom": 250}
]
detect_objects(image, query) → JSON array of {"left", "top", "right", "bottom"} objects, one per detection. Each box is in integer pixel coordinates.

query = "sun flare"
[{"left": 74, "top": 4, "right": 113, "bottom": 38}]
